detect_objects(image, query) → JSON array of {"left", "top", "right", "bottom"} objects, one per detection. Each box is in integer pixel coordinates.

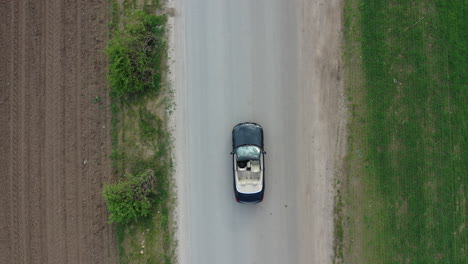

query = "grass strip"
[
  {"left": 338, "top": 0, "right": 467, "bottom": 263},
  {"left": 105, "top": 0, "right": 175, "bottom": 263}
]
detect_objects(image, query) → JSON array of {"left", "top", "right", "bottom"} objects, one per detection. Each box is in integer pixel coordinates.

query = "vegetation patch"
[
  {"left": 104, "top": 170, "right": 157, "bottom": 225},
  {"left": 337, "top": 0, "right": 467, "bottom": 263},
  {"left": 104, "top": 0, "right": 175, "bottom": 263},
  {"left": 106, "top": 9, "right": 166, "bottom": 98}
]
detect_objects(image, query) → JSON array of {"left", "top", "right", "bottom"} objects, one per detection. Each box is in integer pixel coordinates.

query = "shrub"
[
  {"left": 106, "top": 10, "right": 167, "bottom": 98},
  {"left": 103, "top": 170, "right": 157, "bottom": 224}
]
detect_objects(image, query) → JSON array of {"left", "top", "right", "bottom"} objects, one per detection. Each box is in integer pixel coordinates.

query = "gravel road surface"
[{"left": 172, "top": 0, "right": 345, "bottom": 263}]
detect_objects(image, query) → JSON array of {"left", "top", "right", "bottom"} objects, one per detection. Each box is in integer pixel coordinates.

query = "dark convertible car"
[{"left": 231, "top": 122, "right": 265, "bottom": 203}]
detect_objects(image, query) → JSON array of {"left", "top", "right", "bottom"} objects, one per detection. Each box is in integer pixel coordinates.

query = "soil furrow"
[
  {"left": 78, "top": 0, "right": 92, "bottom": 261},
  {"left": 16, "top": 0, "right": 28, "bottom": 262},
  {"left": 62, "top": 0, "right": 80, "bottom": 262},
  {"left": 0, "top": 0, "right": 13, "bottom": 261},
  {"left": 74, "top": 0, "right": 85, "bottom": 263},
  {"left": 83, "top": 2, "right": 112, "bottom": 262},
  {"left": 81, "top": 1, "right": 96, "bottom": 261},
  {"left": 38, "top": 0, "right": 49, "bottom": 261},
  {"left": 8, "top": 0, "right": 22, "bottom": 262},
  {"left": 24, "top": 1, "right": 47, "bottom": 262},
  {"left": 44, "top": 0, "right": 67, "bottom": 263}
]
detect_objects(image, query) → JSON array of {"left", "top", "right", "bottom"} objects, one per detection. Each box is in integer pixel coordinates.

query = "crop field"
[
  {"left": 339, "top": 0, "right": 466, "bottom": 263},
  {"left": 0, "top": 1, "right": 118, "bottom": 263}
]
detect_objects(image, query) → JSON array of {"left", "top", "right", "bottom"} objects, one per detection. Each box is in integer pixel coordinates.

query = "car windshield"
[{"left": 236, "top": 145, "right": 261, "bottom": 161}]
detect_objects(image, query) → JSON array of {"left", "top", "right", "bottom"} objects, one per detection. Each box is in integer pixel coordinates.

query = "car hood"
[{"left": 232, "top": 123, "right": 263, "bottom": 148}]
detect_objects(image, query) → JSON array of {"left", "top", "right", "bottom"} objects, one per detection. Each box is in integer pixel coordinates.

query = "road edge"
[{"left": 169, "top": 0, "right": 189, "bottom": 263}]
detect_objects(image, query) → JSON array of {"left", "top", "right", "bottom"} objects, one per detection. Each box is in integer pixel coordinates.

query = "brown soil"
[{"left": 0, "top": 0, "right": 118, "bottom": 263}]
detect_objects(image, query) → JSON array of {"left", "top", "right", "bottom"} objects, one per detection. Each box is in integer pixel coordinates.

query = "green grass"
[
  {"left": 106, "top": 0, "right": 175, "bottom": 263},
  {"left": 339, "top": 0, "right": 467, "bottom": 263}
]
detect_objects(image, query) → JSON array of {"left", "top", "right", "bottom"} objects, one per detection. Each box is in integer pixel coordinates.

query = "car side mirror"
[
  {"left": 263, "top": 151, "right": 267, "bottom": 155},
  {"left": 230, "top": 151, "right": 234, "bottom": 155}
]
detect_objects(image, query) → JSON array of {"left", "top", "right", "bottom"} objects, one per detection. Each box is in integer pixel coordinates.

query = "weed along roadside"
[
  {"left": 336, "top": 0, "right": 467, "bottom": 263},
  {"left": 103, "top": 1, "right": 175, "bottom": 263}
]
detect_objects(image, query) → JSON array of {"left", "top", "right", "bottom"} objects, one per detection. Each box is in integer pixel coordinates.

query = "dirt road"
[
  {"left": 172, "top": 0, "right": 345, "bottom": 263},
  {"left": 0, "top": 1, "right": 118, "bottom": 263}
]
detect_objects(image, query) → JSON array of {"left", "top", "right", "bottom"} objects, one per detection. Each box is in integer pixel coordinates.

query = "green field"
[{"left": 338, "top": 0, "right": 467, "bottom": 263}]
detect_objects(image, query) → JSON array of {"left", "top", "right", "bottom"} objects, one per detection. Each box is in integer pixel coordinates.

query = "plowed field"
[{"left": 0, "top": 1, "right": 118, "bottom": 263}]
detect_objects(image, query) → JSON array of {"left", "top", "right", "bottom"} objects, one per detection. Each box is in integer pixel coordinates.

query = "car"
[{"left": 231, "top": 122, "right": 266, "bottom": 203}]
